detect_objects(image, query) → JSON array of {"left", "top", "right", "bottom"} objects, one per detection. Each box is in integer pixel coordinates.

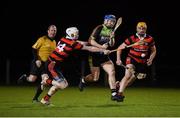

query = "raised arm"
[{"left": 88, "top": 25, "right": 108, "bottom": 49}]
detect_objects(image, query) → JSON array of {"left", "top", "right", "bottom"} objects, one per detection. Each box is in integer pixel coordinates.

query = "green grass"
[{"left": 0, "top": 85, "right": 180, "bottom": 117}]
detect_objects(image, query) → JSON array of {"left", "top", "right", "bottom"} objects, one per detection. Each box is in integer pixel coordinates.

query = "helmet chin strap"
[
  {"left": 136, "top": 33, "right": 146, "bottom": 40},
  {"left": 66, "top": 34, "right": 78, "bottom": 40},
  {"left": 66, "top": 35, "right": 74, "bottom": 40}
]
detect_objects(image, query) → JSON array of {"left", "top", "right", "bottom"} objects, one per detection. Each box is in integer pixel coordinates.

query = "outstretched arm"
[
  {"left": 81, "top": 45, "right": 110, "bottom": 55},
  {"left": 77, "top": 40, "right": 89, "bottom": 45}
]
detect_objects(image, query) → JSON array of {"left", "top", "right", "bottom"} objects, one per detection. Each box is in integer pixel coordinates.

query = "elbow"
[
  {"left": 88, "top": 39, "right": 91, "bottom": 44},
  {"left": 88, "top": 40, "right": 92, "bottom": 45}
]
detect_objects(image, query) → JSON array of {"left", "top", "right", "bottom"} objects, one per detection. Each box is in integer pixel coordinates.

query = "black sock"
[{"left": 33, "top": 84, "right": 43, "bottom": 100}]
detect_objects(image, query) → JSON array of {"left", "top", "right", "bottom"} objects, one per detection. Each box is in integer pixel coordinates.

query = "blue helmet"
[{"left": 104, "top": 14, "right": 116, "bottom": 20}]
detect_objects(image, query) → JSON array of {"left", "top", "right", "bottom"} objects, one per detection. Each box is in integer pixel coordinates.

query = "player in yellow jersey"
[{"left": 18, "top": 25, "right": 57, "bottom": 102}]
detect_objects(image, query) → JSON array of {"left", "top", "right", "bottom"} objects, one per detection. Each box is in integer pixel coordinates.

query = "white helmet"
[{"left": 66, "top": 27, "right": 79, "bottom": 40}]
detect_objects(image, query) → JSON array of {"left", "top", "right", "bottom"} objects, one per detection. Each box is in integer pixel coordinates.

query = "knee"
[
  {"left": 92, "top": 74, "right": 99, "bottom": 82},
  {"left": 41, "top": 74, "right": 49, "bottom": 85},
  {"left": 28, "top": 75, "right": 37, "bottom": 82},
  {"left": 124, "top": 74, "right": 132, "bottom": 80},
  {"left": 108, "top": 69, "right": 115, "bottom": 77},
  {"left": 124, "top": 73, "right": 136, "bottom": 82},
  {"left": 60, "top": 81, "right": 68, "bottom": 89},
  {"left": 52, "top": 80, "right": 68, "bottom": 89},
  {"left": 41, "top": 74, "right": 49, "bottom": 80}
]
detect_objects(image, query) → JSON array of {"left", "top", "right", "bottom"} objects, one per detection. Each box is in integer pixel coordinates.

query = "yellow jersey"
[{"left": 32, "top": 36, "right": 56, "bottom": 62}]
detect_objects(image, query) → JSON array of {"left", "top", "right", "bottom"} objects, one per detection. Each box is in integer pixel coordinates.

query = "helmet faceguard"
[
  {"left": 66, "top": 27, "right": 79, "bottom": 40},
  {"left": 104, "top": 15, "right": 116, "bottom": 28},
  {"left": 136, "top": 22, "right": 147, "bottom": 36}
]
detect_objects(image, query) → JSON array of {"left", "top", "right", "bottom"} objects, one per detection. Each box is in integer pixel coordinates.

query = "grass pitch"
[{"left": 0, "top": 85, "right": 180, "bottom": 117}]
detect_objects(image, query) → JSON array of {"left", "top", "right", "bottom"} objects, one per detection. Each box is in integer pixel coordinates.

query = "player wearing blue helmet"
[{"left": 78, "top": 14, "right": 123, "bottom": 102}]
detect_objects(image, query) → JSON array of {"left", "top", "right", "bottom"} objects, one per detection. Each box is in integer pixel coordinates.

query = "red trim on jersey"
[
  {"left": 49, "top": 37, "right": 83, "bottom": 62},
  {"left": 74, "top": 43, "right": 83, "bottom": 50},
  {"left": 127, "top": 54, "right": 146, "bottom": 64},
  {"left": 50, "top": 53, "right": 64, "bottom": 61},
  {"left": 64, "top": 46, "right": 73, "bottom": 51},
  {"left": 61, "top": 38, "right": 76, "bottom": 46},
  {"left": 129, "top": 49, "right": 146, "bottom": 57},
  {"left": 125, "top": 34, "right": 154, "bottom": 64}
]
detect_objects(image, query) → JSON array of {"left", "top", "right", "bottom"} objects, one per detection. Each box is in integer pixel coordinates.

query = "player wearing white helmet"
[
  {"left": 40, "top": 27, "right": 110, "bottom": 105},
  {"left": 65, "top": 27, "right": 79, "bottom": 40}
]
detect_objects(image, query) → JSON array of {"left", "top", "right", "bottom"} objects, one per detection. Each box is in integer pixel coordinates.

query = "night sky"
[{"left": 2, "top": 0, "right": 180, "bottom": 86}]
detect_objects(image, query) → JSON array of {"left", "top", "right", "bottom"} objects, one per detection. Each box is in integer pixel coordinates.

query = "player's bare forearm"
[
  {"left": 149, "top": 46, "right": 157, "bottom": 61},
  {"left": 116, "top": 49, "right": 122, "bottom": 61},
  {"left": 89, "top": 38, "right": 104, "bottom": 49},
  {"left": 108, "top": 38, "right": 115, "bottom": 47},
  {"left": 77, "top": 40, "right": 89, "bottom": 45},
  {"left": 82, "top": 45, "right": 104, "bottom": 53},
  {"left": 117, "top": 43, "right": 126, "bottom": 59}
]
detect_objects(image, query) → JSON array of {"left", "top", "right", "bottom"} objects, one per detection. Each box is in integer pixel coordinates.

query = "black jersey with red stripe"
[
  {"left": 125, "top": 34, "right": 155, "bottom": 64},
  {"left": 49, "top": 37, "right": 83, "bottom": 62}
]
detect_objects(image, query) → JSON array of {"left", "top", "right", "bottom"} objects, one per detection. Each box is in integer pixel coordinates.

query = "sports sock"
[
  {"left": 46, "top": 79, "right": 52, "bottom": 85},
  {"left": 33, "top": 84, "right": 43, "bottom": 100},
  {"left": 111, "top": 89, "right": 117, "bottom": 96},
  {"left": 44, "top": 94, "right": 51, "bottom": 101}
]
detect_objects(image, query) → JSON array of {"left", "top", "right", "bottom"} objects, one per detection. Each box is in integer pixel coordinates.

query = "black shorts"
[
  {"left": 29, "top": 60, "right": 46, "bottom": 76},
  {"left": 127, "top": 57, "right": 148, "bottom": 74},
  {"left": 46, "top": 60, "right": 65, "bottom": 80},
  {"left": 92, "top": 52, "right": 110, "bottom": 67}
]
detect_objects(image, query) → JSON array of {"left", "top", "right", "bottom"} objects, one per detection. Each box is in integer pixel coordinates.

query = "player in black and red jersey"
[
  {"left": 39, "top": 27, "right": 110, "bottom": 105},
  {"left": 116, "top": 22, "right": 157, "bottom": 102}
]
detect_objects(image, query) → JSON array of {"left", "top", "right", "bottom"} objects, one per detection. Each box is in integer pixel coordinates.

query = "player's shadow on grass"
[
  {"left": 83, "top": 103, "right": 180, "bottom": 108},
  {"left": 10, "top": 103, "right": 180, "bottom": 109},
  {"left": 84, "top": 103, "right": 124, "bottom": 108}
]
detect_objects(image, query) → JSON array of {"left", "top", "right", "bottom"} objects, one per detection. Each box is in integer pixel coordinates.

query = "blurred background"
[{"left": 1, "top": 0, "right": 180, "bottom": 87}]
